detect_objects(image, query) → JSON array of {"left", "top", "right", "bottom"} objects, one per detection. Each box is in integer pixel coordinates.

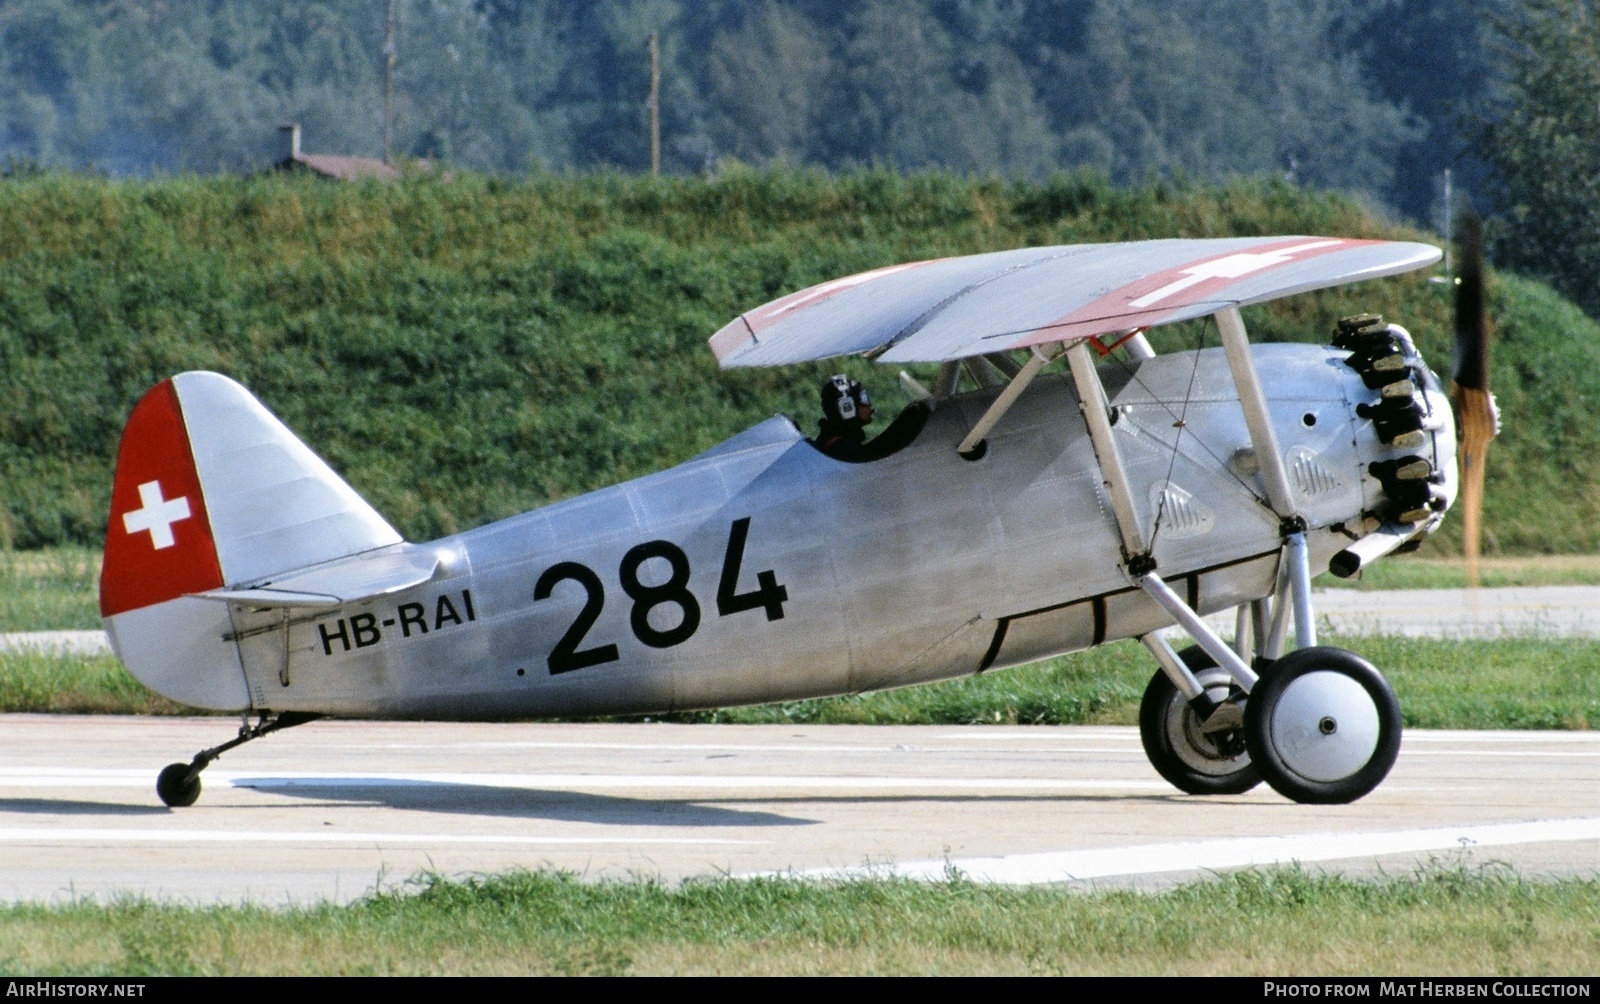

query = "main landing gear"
[
  {"left": 1243, "top": 647, "right": 1402, "bottom": 804},
  {"left": 1136, "top": 641, "right": 1402, "bottom": 805},
  {"left": 1139, "top": 646, "right": 1260, "bottom": 795},
  {"left": 155, "top": 711, "right": 321, "bottom": 807}
]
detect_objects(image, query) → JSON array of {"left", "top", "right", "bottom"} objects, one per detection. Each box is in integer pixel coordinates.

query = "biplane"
[{"left": 99, "top": 235, "right": 1486, "bottom": 808}]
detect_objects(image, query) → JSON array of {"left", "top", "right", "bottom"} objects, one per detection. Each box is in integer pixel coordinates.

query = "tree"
[
  {"left": 703, "top": 3, "right": 833, "bottom": 165},
  {"left": 824, "top": 0, "right": 1058, "bottom": 176},
  {"left": 0, "top": 0, "right": 95, "bottom": 167},
  {"left": 1040, "top": 0, "right": 1421, "bottom": 195},
  {"left": 1480, "top": 0, "right": 1600, "bottom": 319},
  {"left": 1057, "top": 1, "right": 1273, "bottom": 182},
  {"left": 1360, "top": 0, "right": 1513, "bottom": 224}
]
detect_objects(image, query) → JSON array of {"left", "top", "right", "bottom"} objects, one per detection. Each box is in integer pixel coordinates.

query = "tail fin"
[{"left": 101, "top": 372, "right": 401, "bottom": 709}]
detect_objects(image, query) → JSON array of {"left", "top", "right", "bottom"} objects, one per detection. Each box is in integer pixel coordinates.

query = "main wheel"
[
  {"left": 1139, "top": 646, "right": 1260, "bottom": 795},
  {"left": 156, "top": 762, "right": 201, "bottom": 808},
  {"left": 1244, "top": 646, "right": 1402, "bottom": 804}
]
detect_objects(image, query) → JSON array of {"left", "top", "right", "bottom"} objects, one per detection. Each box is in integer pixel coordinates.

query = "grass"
[
  {"left": 0, "top": 652, "right": 187, "bottom": 715},
  {"left": 1, "top": 865, "right": 1595, "bottom": 976},
  {"left": 0, "top": 547, "right": 100, "bottom": 630},
  {"left": 1350, "top": 636, "right": 1600, "bottom": 730},
  {"left": 1320, "top": 555, "right": 1600, "bottom": 591},
  {"left": 1, "top": 633, "right": 1594, "bottom": 730},
  {"left": 660, "top": 635, "right": 1600, "bottom": 731}
]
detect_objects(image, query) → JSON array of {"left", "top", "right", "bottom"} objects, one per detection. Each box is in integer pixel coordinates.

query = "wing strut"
[
  {"left": 955, "top": 344, "right": 1062, "bottom": 456},
  {"left": 1139, "top": 575, "right": 1260, "bottom": 689},
  {"left": 1064, "top": 335, "right": 1262, "bottom": 690},
  {"left": 1217, "top": 308, "right": 1298, "bottom": 520},
  {"left": 1065, "top": 340, "right": 1146, "bottom": 559},
  {"left": 1216, "top": 306, "right": 1315, "bottom": 650},
  {"left": 1062, "top": 309, "right": 1324, "bottom": 697}
]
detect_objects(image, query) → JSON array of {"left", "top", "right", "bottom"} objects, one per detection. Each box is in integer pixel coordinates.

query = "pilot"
[{"left": 811, "top": 374, "right": 930, "bottom": 462}]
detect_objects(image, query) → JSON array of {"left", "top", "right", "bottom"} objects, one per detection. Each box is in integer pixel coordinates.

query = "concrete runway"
[
  {"left": 1311, "top": 585, "right": 1600, "bottom": 639},
  {"left": 0, "top": 715, "right": 1595, "bottom": 904},
  {"left": 4, "top": 585, "right": 1598, "bottom": 904}
]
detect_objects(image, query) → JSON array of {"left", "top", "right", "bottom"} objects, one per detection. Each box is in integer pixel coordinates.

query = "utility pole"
[
  {"left": 1430, "top": 168, "right": 1453, "bottom": 286},
  {"left": 384, "top": 0, "right": 396, "bottom": 164},
  {"left": 1442, "top": 168, "right": 1452, "bottom": 279},
  {"left": 648, "top": 32, "right": 660, "bottom": 176}
]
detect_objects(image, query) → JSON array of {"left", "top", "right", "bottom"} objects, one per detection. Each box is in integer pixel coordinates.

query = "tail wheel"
[
  {"left": 1244, "top": 646, "right": 1402, "bottom": 804},
  {"left": 1139, "top": 646, "right": 1260, "bottom": 795},
  {"left": 156, "top": 762, "right": 201, "bottom": 808}
]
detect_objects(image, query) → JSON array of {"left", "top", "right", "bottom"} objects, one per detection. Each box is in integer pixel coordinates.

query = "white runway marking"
[
  {"left": 1400, "top": 750, "right": 1600, "bottom": 758},
  {"left": 940, "top": 728, "right": 1135, "bottom": 741},
  {"left": 236, "top": 774, "right": 1173, "bottom": 792},
  {"left": 366, "top": 739, "right": 1141, "bottom": 754},
  {"left": 810, "top": 818, "right": 1600, "bottom": 885},
  {"left": 0, "top": 826, "right": 757, "bottom": 847},
  {"left": 1402, "top": 730, "right": 1600, "bottom": 743}
]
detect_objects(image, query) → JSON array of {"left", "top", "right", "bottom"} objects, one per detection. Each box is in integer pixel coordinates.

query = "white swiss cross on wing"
[
  {"left": 122, "top": 480, "right": 193, "bottom": 550},
  {"left": 1128, "top": 240, "right": 1345, "bottom": 308}
]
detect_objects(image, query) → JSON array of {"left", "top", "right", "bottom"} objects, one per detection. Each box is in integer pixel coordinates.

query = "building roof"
[{"left": 277, "top": 152, "right": 401, "bottom": 182}]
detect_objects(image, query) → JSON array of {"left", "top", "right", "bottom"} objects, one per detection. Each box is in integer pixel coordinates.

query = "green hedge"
[{"left": 0, "top": 168, "right": 1592, "bottom": 553}]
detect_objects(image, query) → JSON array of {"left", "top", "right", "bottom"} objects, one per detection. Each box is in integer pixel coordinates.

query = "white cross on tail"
[{"left": 122, "top": 480, "right": 192, "bottom": 550}]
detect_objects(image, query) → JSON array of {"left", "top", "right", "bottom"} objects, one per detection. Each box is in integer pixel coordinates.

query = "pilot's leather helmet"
[{"left": 821, "top": 374, "right": 872, "bottom": 423}]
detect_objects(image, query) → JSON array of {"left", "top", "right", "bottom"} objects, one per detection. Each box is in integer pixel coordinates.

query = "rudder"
[{"left": 101, "top": 372, "right": 402, "bottom": 710}]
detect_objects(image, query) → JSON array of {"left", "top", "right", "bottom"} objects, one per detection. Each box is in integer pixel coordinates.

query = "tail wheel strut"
[{"left": 156, "top": 711, "right": 321, "bottom": 808}]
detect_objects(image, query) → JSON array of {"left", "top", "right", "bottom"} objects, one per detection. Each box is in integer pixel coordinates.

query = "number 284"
[{"left": 533, "top": 517, "right": 788, "bottom": 675}]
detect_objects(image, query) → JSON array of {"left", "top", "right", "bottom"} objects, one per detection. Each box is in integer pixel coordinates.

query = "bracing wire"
[{"left": 1099, "top": 319, "right": 1271, "bottom": 554}]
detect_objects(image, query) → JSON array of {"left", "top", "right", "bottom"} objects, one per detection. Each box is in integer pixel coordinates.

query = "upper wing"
[{"left": 709, "top": 237, "right": 1441, "bottom": 367}]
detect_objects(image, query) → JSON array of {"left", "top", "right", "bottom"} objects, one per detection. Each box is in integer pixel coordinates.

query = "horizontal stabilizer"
[
  {"left": 197, "top": 545, "right": 442, "bottom": 609},
  {"left": 197, "top": 588, "right": 342, "bottom": 609}
]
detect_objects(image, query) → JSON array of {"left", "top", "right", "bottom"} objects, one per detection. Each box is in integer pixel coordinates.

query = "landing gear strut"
[{"left": 155, "top": 711, "right": 321, "bottom": 807}]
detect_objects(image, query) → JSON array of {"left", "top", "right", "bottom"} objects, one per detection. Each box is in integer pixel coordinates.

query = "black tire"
[
  {"left": 1139, "top": 645, "right": 1260, "bottom": 795},
  {"left": 156, "top": 762, "right": 201, "bottom": 808},
  {"left": 1244, "top": 646, "right": 1402, "bottom": 804}
]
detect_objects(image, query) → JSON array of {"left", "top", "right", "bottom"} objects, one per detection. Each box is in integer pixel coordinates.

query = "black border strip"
[
  {"left": 978, "top": 621, "right": 1010, "bottom": 672},
  {"left": 975, "top": 548, "right": 1278, "bottom": 672}
]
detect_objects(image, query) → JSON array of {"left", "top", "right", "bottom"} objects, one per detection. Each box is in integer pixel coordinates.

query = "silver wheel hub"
[
  {"left": 1267, "top": 670, "right": 1380, "bottom": 782},
  {"left": 1168, "top": 669, "right": 1247, "bottom": 777}
]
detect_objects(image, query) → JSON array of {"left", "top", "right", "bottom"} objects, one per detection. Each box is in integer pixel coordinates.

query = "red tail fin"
[{"left": 99, "top": 380, "right": 224, "bottom": 617}]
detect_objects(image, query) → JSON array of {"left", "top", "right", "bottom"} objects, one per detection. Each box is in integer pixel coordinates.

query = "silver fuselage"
[{"left": 182, "top": 343, "right": 1454, "bottom": 717}]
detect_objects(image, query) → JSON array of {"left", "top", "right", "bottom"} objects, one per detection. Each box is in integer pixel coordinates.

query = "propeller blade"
[{"left": 1449, "top": 207, "right": 1494, "bottom": 587}]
